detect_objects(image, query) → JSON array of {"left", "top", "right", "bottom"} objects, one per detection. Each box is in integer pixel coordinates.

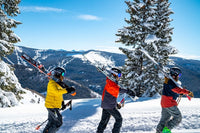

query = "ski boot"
[{"left": 162, "top": 127, "right": 171, "bottom": 133}]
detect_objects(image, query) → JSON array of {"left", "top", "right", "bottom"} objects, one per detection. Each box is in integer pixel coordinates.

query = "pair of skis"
[
  {"left": 21, "top": 52, "right": 76, "bottom": 96},
  {"left": 82, "top": 53, "right": 137, "bottom": 108},
  {"left": 21, "top": 52, "right": 77, "bottom": 96},
  {"left": 138, "top": 47, "right": 192, "bottom": 101},
  {"left": 21, "top": 53, "right": 75, "bottom": 130},
  {"left": 21, "top": 53, "right": 47, "bottom": 76}
]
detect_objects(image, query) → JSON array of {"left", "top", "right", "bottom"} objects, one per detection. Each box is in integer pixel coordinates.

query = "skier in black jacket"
[{"left": 97, "top": 68, "right": 135, "bottom": 133}]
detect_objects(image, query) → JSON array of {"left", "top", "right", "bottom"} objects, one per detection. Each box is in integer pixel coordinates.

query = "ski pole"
[
  {"left": 35, "top": 119, "right": 48, "bottom": 130},
  {"left": 177, "top": 94, "right": 183, "bottom": 105},
  {"left": 177, "top": 94, "right": 191, "bottom": 105},
  {"left": 168, "top": 94, "right": 183, "bottom": 120},
  {"left": 117, "top": 95, "right": 125, "bottom": 109},
  {"left": 35, "top": 100, "right": 72, "bottom": 130}
]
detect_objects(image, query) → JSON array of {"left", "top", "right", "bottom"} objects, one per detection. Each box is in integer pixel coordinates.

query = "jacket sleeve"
[
  {"left": 172, "top": 87, "right": 190, "bottom": 94},
  {"left": 56, "top": 84, "right": 68, "bottom": 94},
  {"left": 119, "top": 88, "right": 128, "bottom": 94},
  {"left": 56, "top": 81, "right": 70, "bottom": 94}
]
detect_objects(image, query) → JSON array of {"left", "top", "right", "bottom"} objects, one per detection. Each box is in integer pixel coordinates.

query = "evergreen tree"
[
  {"left": 142, "top": 0, "right": 177, "bottom": 96},
  {"left": 116, "top": 0, "right": 157, "bottom": 96},
  {"left": 116, "top": 0, "right": 177, "bottom": 96},
  {"left": 119, "top": 47, "right": 145, "bottom": 96},
  {"left": 0, "top": 0, "right": 21, "bottom": 58},
  {"left": 0, "top": 0, "right": 23, "bottom": 107}
]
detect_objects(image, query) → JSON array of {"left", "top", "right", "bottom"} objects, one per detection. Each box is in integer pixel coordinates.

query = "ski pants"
[
  {"left": 43, "top": 108, "right": 63, "bottom": 133},
  {"left": 97, "top": 108, "right": 122, "bottom": 133},
  {"left": 156, "top": 106, "right": 182, "bottom": 133}
]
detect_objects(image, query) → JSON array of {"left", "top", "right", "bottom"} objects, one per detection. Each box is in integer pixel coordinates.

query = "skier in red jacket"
[
  {"left": 156, "top": 67, "right": 194, "bottom": 133},
  {"left": 97, "top": 68, "right": 135, "bottom": 133}
]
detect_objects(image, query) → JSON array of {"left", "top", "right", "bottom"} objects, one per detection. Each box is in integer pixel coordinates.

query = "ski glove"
[
  {"left": 127, "top": 89, "right": 135, "bottom": 97},
  {"left": 61, "top": 101, "right": 67, "bottom": 110},
  {"left": 117, "top": 103, "right": 122, "bottom": 109},
  {"left": 66, "top": 86, "right": 75, "bottom": 93},
  {"left": 188, "top": 91, "right": 194, "bottom": 97}
]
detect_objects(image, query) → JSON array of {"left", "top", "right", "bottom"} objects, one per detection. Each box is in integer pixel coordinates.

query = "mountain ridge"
[{"left": 4, "top": 46, "right": 200, "bottom": 98}]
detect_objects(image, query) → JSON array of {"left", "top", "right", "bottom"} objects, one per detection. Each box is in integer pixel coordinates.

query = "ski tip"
[
  {"left": 132, "top": 96, "right": 139, "bottom": 101},
  {"left": 35, "top": 125, "right": 40, "bottom": 130}
]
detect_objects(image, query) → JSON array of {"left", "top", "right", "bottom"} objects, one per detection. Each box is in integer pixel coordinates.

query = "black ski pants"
[
  {"left": 43, "top": 108, "right": 63, "bottom": 133},
  {"left": 97, "top": 108, "right": 122, "bottom": 133}
]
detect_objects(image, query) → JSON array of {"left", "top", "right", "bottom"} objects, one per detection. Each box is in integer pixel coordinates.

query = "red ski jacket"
[{"left": 101, "top": 78, "right": 127, "bottom": 109}]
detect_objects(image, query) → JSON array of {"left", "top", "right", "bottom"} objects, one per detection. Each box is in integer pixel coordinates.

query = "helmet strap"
[{"left": 172, "top": 75, "right": 179, "bottom": 81}]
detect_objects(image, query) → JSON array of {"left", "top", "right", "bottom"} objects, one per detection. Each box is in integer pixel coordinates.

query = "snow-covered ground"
[{"left": 0, "top": 97, "right": 200, "bottom": 133}]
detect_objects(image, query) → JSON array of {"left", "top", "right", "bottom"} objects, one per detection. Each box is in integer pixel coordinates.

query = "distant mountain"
[{"left": 4, "top": 46, "right": 200, "bottom": 98}]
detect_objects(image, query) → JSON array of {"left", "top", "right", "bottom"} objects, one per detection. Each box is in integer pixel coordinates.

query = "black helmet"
[
  {"left": 51, "top": 67, "right": 66, "bottom": 79},
  {"left": 170, "top": 67, "right": 182, "bottom": 77},
  {"left": 110, "top": 68, "right": 122, "bottom": 78}
]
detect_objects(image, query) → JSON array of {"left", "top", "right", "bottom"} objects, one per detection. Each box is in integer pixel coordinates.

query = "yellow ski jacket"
[{"left": 45, "top": 79, "right": 68, "bottom": 108}]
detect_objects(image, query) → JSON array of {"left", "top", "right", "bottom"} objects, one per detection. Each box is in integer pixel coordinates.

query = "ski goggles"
[
  {"left": 118, "top": 73, "right": 122, "bottom": 78},
  {"left": 178, "top": 73, "right": 182, "bottom": 77},
  {"left": 110, "top": 70, "right": 122, "bottom": 78},
  {"left": 62, "top": 72, "right": 66, "bottom": 77}
]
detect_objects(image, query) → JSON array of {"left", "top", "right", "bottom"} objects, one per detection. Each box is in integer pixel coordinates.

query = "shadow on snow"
[{"left": 58, "top": 98, "right": 101, "bottom": 132}]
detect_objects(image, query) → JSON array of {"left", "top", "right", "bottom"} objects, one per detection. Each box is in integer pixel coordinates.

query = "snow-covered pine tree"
[
  {"left": 0, "top": 0, "right": 21, "bottom": 57},
  {"left": 154, "top": 0, "right": 177, "bottom": 63},
  {"left": 116, "top": 0, "right": 176, "bottom": 97},
  {"left": 116, "top": 0, "right": 157, "bottom": 96},
  {"left": 0, "top": 0, "right": 24, "bottom": 107},
  {"left": 119, "top": 47, "right": 145, "bottom": 96},
  {"left": 142, "top": 0, "right": 177, "bottom": 96}
]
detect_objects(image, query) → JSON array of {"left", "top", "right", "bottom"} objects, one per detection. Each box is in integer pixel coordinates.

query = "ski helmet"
[
  {"left": 51, "top": 67, "right": 66, "bottom": 79},
  {"left": 110, "top": 68, "right": 122, "bottom": 78},
  {"left": 170, "top": 67, "right": 182, "bottom": 77}
]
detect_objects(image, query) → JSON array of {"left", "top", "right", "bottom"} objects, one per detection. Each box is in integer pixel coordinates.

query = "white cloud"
[
  {"left": 78, "top": 14, "right": 101, "bottom": 21},
  {"left": 20, "top": 6, "right": 65, "bottom": 12}
]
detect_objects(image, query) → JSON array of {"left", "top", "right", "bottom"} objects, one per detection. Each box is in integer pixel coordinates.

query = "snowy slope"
[
  {"left": 0, "top": 97, "right": 200, "bottom": 133},
  {"left": 73, "top": 51, "right": 115, "bottom": 68},
  {"left": 0, "top": 60, "right": 44, "bottom": 107}
]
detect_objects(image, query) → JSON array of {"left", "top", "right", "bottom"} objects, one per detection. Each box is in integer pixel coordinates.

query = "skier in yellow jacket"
[{"left": 43, "top": 67, "right": 75, "bottom": 133}]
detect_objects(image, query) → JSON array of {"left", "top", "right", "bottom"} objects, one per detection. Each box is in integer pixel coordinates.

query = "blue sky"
[{"left": 14, "top": 0, "right": 200, "bottom": 59}]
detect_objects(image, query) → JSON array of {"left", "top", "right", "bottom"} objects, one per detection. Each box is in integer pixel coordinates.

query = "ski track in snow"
[{"left": 0, "top": 98, "right": 200, "bottom": 133}]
